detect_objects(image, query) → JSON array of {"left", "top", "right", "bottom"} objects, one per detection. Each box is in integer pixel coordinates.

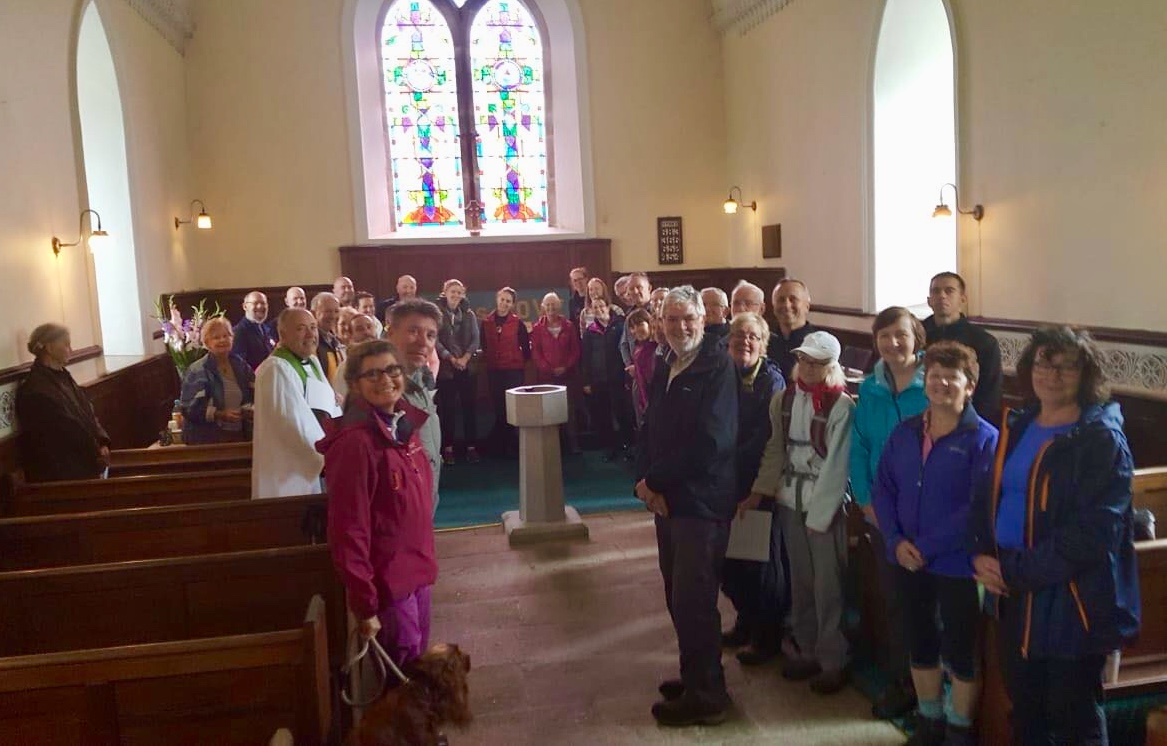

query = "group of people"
[
  {"left": 634, "top": 274, "right": 1140, "bottom": 746},
  {"left": 13, "top": 266, "right": 1142, "bottom": 746}
]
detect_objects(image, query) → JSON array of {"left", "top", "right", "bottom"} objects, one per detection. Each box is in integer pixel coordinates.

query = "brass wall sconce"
[
  {"left": 175, "top": 199, "right": 213, "bottom": 230},
  {"left": 932, "top": 183, "right": 983, "bottom": 221},
  {"left": 52, "top": 209, "right": 111, "bottom": 255},
  {"left": 723, "top": 186, "right": 757, "bottom": 215}
]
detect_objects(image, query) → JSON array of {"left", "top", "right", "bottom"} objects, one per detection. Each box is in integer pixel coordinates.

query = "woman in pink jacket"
[
  {"left": 530, "top": 291, "right": 582, "bottom": 453},
  {"left": 318, "top": 339, "right": 438, "bottom": 665}
]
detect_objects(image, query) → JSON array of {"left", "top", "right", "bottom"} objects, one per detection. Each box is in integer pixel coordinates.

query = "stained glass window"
[
  {"left": 379, "top": 0, "right": 550, "bottom": 230},
  {"left": 381, "top": 0, "right": 464, "bottom": 228},
  {"left": 470, "top": 0, "right": 547, "bottom": 224}
]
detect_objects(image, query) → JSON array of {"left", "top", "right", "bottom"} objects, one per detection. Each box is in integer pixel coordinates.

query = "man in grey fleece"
[{"left": 385, "top": 299, "right": 443, "bottom": 514}]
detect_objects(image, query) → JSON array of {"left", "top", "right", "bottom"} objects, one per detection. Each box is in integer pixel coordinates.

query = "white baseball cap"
[{"left": 792, "top": 331, "right": 841, "bottom": 362}]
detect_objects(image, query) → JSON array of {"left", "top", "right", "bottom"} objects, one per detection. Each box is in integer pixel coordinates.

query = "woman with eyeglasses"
[
  {"left": 969, "top": 326, "right": 1139, "bottom": 745},
  {"left": 720, "top": 312, "right": 789, "bottom": 665},
  {"left": 317, "top": 339, "right": 438, "bottom": 668}
]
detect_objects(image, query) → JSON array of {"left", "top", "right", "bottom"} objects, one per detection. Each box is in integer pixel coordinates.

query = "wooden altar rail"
[
  {"left": 0, "top": 595, "right": 332, "bottom": 746},
  {"left": 0, "top": 494, "right": 325, "bottom": 571},
  {"left": 0, "top": 468, "right": 252, "bottom": 517}
]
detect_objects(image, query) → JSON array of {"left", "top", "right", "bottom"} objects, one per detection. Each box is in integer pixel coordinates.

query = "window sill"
[{"left": 363, "top": 225, "right": 590, "bottom": 245}]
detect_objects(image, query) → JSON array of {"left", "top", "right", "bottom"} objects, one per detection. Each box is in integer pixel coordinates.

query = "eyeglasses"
[
  {"left": 730, "top": 332, "right": 764, "bottom": 343},
  {"left": 1033, "top": 360, "right": 1081, "bottom": 377},
  {"left": 358, "top": 364, "right": 404, "bottom": 382},
  {"left": 795, "top": 354, "right": 827, "bottom": 368}
]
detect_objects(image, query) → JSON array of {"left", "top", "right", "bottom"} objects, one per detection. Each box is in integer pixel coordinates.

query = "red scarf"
[{"left": 796, "top": 378, "right": 845, "bottom": 414}]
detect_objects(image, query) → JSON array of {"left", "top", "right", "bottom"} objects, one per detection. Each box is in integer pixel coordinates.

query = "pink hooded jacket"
[{"left": 317, "top": 397, "right": 437, "bottom": 618}]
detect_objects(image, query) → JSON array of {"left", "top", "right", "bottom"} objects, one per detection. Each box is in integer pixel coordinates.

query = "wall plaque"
[{"left": 657, "top": 216, "right": 683, "bottom": 265}]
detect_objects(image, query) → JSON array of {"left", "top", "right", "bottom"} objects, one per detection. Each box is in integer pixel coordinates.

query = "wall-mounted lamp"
[
  {"left": 932, "top": 183, "right": 983, "bottom": 221},
  {"left": 174, "top": 199, "right": 213, "bottom": 230},
  {"left": 52, "top": 209, "right": 111, "bottom": 255},
  {"left": 723, "top": 186, "right": 757, "bottom": 215}
]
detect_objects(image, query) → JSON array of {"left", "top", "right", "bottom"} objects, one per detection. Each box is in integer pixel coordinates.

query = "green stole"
[{"left": 272, "top": 347, "right": 325, "bottom": 393}]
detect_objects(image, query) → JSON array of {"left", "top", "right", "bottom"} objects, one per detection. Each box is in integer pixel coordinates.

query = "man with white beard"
[{"left": 634, "top": 285, "right": 739, "bottom": 728}]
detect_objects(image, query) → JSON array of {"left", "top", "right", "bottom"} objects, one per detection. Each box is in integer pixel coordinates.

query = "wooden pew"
[
  {"left": 0, "top": 494, "right": 326, "bottom": 571},
  {"left": 0, "top": 467, "right": 252, "bottom": 517},
  {"left": 107, "top": 441, "right": 252, "bottom": 477},
  {"left": 0, "top": 595, "right": 332, "bottom": 745},
  {"left": 1135, "top": 465, "right": 1167, "bottom": 523},
  {"left": 0, "top": 545, "right": 346, "bottom": 665}
]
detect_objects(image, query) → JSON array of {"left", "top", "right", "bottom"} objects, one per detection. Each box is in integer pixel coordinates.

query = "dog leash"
[{"left": 341, "top": 635, "right": 411, "bottom": 707}]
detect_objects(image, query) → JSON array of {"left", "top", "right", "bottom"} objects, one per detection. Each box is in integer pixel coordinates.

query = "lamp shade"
[
  {"left": 196, "top": 212, "right": 213, "bottom": 230},
  {"left": 932, "top": 203, "right": 953, "bottom": 218},
  {"left": 87, "top": 229, "right": 112, "bottom": 253},
  {"left": 723, "top": 199, "right": 739, "bottom": 215}
]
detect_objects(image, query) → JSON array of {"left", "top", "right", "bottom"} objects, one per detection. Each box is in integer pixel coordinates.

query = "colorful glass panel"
[
  {"left": 469, "top": 0, "right": 548, "bottom": 224},
  {"left": 381, "top": 0, "right": 464, "bottom": 227}
]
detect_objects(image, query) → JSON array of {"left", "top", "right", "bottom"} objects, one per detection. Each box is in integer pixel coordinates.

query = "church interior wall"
[{"left": 722, "top": 0, "right": 1167, "bottom": 332}]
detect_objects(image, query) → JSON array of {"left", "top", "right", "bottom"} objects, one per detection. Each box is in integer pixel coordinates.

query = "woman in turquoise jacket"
[{"left": 848, "top": 306, "right": 928, "bottom": 720}]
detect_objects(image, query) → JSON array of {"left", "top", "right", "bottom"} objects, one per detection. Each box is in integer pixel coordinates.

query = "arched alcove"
[
  {"left": 77, "top": 1, "right": 145, "bottom": 355},
  {"left": 871, "top": 0, "right": 956, "bottom": 312}
]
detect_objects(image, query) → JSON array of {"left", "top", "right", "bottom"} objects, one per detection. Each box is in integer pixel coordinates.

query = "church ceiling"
[{"left": 123, "top": 0, "right": 194, "bottom": 55}]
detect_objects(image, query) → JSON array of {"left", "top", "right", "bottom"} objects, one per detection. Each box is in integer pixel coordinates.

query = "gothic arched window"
[{"left": 379, "top": 0, "right": 549, "bottom": 230}]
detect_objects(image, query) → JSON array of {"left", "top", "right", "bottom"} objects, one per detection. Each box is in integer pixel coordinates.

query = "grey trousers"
[{"left": 778, "top": 504, "right": 849, "bottom": 672}]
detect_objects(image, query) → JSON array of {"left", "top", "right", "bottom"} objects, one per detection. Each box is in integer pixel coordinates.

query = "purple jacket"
[
  {"left": 317, "top": 397, "right": 437, "bottom": 618},
  {"left": 872, "top": 403, "right": 998, "bottom": 577}
]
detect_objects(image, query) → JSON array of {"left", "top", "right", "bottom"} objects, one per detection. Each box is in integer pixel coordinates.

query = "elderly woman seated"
[
  {"left": 179, "top": 316, "right": 255, "bottom": 444},
  {"left": 15, "top": 323, "right": 111, "bottom": 482}
]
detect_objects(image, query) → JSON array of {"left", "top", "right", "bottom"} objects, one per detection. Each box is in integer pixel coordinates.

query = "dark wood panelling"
[
  {"left": 0, "top": 346, "right": 103, "bottom": 386},
  {"left": 610, "top": 267, "right": 786, "bottom": 297},
  {"left": 339, "top": 239, "right": 611, "bottom": 300},
  {"left": 163, "top": 284, "right": 332, "bottom": 326}
]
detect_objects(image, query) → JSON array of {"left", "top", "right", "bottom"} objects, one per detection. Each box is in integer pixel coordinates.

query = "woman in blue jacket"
[
  {"left": 850, "top": 306, "right": 930, "bottom": 719},
  {"left": 180, "top": 317, "right": 255, "bottom": 444},
  {"left": 873, "top": 341, "right": 997, "bottom": 745},
  {"left": 970, "top": 327, "right": 1139, "bottom": 746}
]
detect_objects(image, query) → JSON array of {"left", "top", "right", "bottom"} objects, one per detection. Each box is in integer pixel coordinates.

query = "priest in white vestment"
[{"left": 251, "top": 308, "right": 337, "bottom": 498}]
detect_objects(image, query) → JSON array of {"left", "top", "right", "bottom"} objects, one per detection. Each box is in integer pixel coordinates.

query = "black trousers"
[
  {"left": 894, "top": 567, "right": 979, "bottom": 679},
  {"left": 655, "top": 515, "right": 731, "bottom": 707},
  {"left": 868, "top": 525, "right": 912, "bottom": 681},
  {"left": 999, "top": 599, "right": 1108, "bottom": 745},
  {"left": 584, "top": 383, "right": 614, "bottom": 451},
  {"left": 436, "top": 367, "right": 478, "bottom": 449},
  {"left": 486, "top": 369, "right": 524, "bottom": 451},
  {"left": 720, "top": 505, "right": 789, "bottom": 647}
]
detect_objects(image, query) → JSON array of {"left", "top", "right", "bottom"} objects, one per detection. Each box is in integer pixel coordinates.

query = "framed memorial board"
[{"left": 657, "top": 216, "right": 683, "bottom": 265}]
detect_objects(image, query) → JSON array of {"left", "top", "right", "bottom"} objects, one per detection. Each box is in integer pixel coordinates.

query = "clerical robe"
[{"left": 251, "top": 353, "right": 328, "bottom": 498}]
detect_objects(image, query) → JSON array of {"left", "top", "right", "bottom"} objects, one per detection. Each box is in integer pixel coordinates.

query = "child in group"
[
  {"left": 480, "top": 286, "right": 531, "bottom": 458},
  {"left": 435, "top": 279, "right": 481, "bottom": 464},
  {"left": 873, "top": 341, "right": 997, "bottom": 745},
  {"left": 745, "top": 331, "right": 854, "bottom": 695}
]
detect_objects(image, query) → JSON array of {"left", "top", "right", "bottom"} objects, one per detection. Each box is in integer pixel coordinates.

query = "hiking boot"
[
  {"left": 720, "top": 620, "right": 751, "bottom": 648},
  {"left": 657, "top": 678, "right": 684, "bottom": 701},
  {"left": 442, "top": 447, "right": 456, "bottom": 465},
  {"left": 809, "top": 668, "right": 849, "bottom": 695},
  {"left": 651, "top": 694, "right": 729, "bottom": 727},
  {"left": 781, "top": 658, "right": 822, "bottom": 681},
  {"left": 736, "top": 645, "right": 781, "bottom": 666},
  {"left": 466, "top": 445, "right": 481, "bottom": 463},
  {"left": 906, "top": 716, "right": 946, "bottom": 746},
  {"left": 872, "top": 677, "right": 917, "bottom": 720}
]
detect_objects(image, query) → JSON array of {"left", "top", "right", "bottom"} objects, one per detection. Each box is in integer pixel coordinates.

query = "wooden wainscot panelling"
[
  {"left": 163, "top": 284, "right": 332, "bottom": 326},
  {"left": 340, "top": 239, "right": 612, "bottom": 301}
]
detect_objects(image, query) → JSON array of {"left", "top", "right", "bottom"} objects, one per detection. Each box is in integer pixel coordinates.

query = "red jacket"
[
  {"left": 317, "top": 397, "right": 437, "bottom": 618},
  {"left": 481, "top": 312, "right": 527, "bottom": 371},
  {"left": 530, "top": 315, "right": 580, "bottom": 381}
]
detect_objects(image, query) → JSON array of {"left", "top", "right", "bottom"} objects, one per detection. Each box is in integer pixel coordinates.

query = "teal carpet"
[{"left": 433, "top": 449, "right": 642, "bottom": 529}]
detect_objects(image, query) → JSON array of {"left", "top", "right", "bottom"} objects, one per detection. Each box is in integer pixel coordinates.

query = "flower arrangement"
[{"left": 153, "top": 296, "right": 225, "bottom": 376}]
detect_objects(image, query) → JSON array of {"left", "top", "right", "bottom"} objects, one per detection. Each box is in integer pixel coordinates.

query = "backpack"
[{"left": 779, "top": 387, "right": 844, "bottom": 459}]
